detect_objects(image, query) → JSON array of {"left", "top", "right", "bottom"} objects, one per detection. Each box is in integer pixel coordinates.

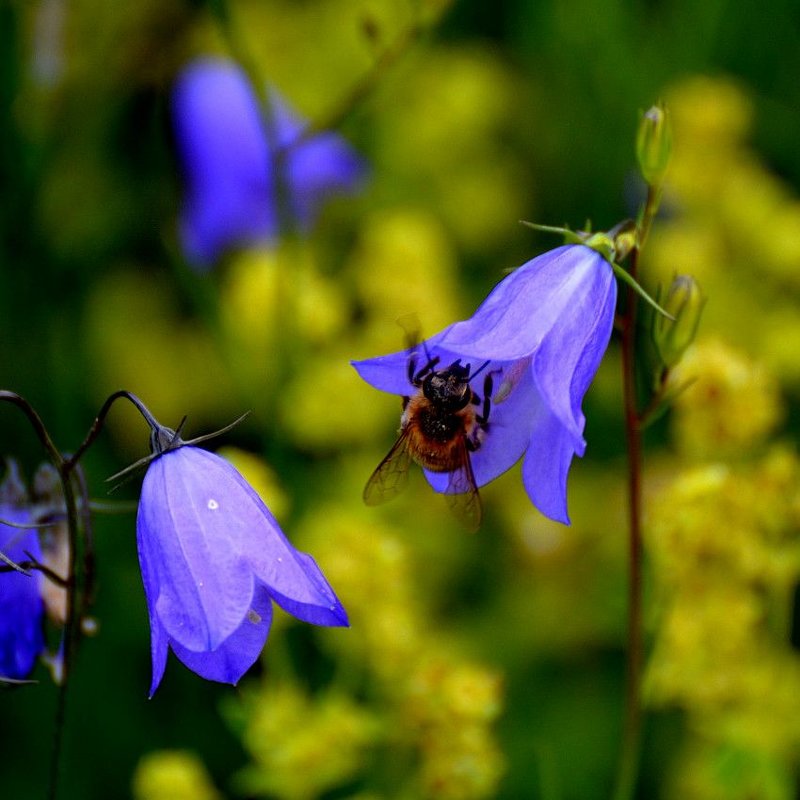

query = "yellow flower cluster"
[
  {"left": 642, "top": 71, "right": 800, "bottom": 800},
  {"left": 231, "top": 682, "right": 380, "bottom": 800},
  {"left": 287, "top": 503, "right": 506, "bottom": 799},
  {"left": 646, "top": 446, "right": 800, "bottom": 796},
  {"left": 403, "top": 657, "right": 505, "bottom": 800},
  {"left": 669, "top": 338, "right": 783, "bottom": 460},
  {"left": 132, "top": 750, "right": 221, "bottom": 800}
]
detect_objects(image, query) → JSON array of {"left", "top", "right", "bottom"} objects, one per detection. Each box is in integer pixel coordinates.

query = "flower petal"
[
  {"left": 351, "top": 349, "right": 418, "bottom": 396},
  {"left": 531, "top": 261, "right": 616, "bottom": 441},
  {"left": 173, "top": 57, "right": 366, "bottom": 270},
  {"left": 179, "top": 450, "right": 347, "bottom": 628},
  {"left": 266, "top": 549, "right": 348, "bottom": 626},
  {"left": 137, "top": 449, "right": 256, "bottom": 652},
  {"left": 265, "top": 91, "right": 367, "bottom": 227},
  {"left": 0, "top": 509, "right": 44, "bottom": 680},
  {"left": 173, "top": 58, "right": 275, "bottom": 269},
  {"left": 286, "top": 141, "right": 367, "bottom": 230},
  {"left": 169, "top": 587, "right": 273, "bottom": 686},
  {"left": 177, "top": 186, "right": 275, "bottom": 271},
  {"left": 521, "top": 401, "right": 586, "bottom": 524},
  {"left": 437, "top": 246, "right": 609, "bottom": 362},
  {"left": 146, "top": 606, "right": 169, "bottom": 698},
  {"left": 136, "top": 490, "right": 167, "bottom": 697}
]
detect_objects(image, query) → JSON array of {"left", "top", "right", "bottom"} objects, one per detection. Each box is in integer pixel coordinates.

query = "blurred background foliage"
[{"left": 2, "top": 0, "right": 800, "bottom": 798}]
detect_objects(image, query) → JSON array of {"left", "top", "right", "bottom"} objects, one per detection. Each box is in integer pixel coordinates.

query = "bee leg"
[
  {"left": 402, "top": 395, "right": 410, "bottom": 410},
  {"left": 407, "top": 354, "right": 417, "bottom": 384},
  {"left": 475, "top": 374, "right": 493, "bottom": 426}
]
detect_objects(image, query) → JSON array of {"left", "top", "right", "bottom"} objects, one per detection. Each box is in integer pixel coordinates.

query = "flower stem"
[
  {"left": 612, "top": 182, "right": 661, "bottom": 800},
  {"left": 613, "top": 244, "right": 644, "bottom": 800},
  {"left": 0, "top": 391, "right": 110, "bottom": 800}
]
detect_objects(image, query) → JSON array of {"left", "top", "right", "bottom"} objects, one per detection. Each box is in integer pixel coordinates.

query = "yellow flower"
[{"left": 132, "top": 751, "right": 221, "bottom": 800}]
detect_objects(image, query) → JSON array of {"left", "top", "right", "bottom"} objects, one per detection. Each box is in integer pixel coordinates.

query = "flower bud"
[
  {"left": 637, "top": 104, "right": 672, "bottom": 186},
  {"left": 612, "top": 228, "right": 637, "bottom": 263},
  {"left": 653, "top": 275, "right": 704, "bottom": 368},
  {"left": 582, "top": 231, "right": 615, "bottom": 262}
]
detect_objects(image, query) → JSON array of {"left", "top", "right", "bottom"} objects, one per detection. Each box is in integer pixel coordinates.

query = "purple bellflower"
[
  {"left": 172, "top": 57, "right": 367, "bottom": 270},
  {"left": 135, "top": 422, "right": 348, "bottom": 696},
  {"left": 0, "top": 506, "right": 45, "bottom": 680},
  {"left": 352, "top": 244, "right": 617, "bottom": 525}
]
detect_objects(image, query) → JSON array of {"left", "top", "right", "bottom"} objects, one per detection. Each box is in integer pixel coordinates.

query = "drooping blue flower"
[
  {"left": 352, "top": 244, "right": 617, "bottom": 525},
  {"left": 0, "top": 506, "right": 45, "bottom": 680},
  {"left": 137, "top": 440, "right": 348, "bottom": 696},
  {"left": 172, "top": 57, "right": 367, "bottom": 270}
]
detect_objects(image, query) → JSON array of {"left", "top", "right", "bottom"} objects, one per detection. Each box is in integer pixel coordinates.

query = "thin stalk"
[
  {"left": 65, "top": 389, "right": 140, "bottom": 469},
  {"left": 47, "top": 463, "right": 80, "bottom": 800},
  {"left": 612, "top": 183, "right": 660, "bottom": 800},
  {"left": 1, "top": 389, "right": 134, "bottom": 799},
  {"left": 613, "top": 243, "right": 644, "bottom": 800}
]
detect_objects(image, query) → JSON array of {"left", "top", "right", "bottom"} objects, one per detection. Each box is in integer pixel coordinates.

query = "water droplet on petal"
[
  {"left": 81, "top": 617, "right": 99, "bottom": 636},
  {"left": 207, "top": 498, "right": 219, "bottom": 510}
]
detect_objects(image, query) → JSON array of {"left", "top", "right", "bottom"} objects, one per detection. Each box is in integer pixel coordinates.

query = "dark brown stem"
[
  {"left": 65, "top": 389, "right": 149, "bottom": 470},
  {"left": 612, "top": 182, "right": 661, "bottom": 800},
  {"left": 0, "top": 392, "right": 63, "bottom": 468},
  {"left": 613, "top": 244, "right": 644, "bottom": 800}
]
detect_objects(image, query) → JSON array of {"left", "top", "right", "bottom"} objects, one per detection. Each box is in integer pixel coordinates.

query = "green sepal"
[
  {"left": 521, "top": 220, "right": 671, "bottom": 318},
  {"left": 611, "top": 262, "right": 674, "bottom": 320},
  {"left": 519, "top": 220, "right": 586, "bottom": 245}
]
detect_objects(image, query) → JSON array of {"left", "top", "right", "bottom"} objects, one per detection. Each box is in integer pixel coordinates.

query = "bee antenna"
[{"left": 470, "top": 360, "right": 492, "bottom": 379}]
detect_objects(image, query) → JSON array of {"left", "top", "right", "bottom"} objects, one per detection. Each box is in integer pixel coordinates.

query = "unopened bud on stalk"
[
  {"left": 653, "top": 275, "right": 704, "bottom": 368},
  {"left": 613, "top": 228, "right": 637, "bottom": 262},
  {"left": 637, "top": 104, "right": 672, "bottom": 186}
]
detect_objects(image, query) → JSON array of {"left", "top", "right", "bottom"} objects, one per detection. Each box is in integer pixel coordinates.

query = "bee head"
[{"left": 423, "top": 359, "right": 473, "bottom": 409}]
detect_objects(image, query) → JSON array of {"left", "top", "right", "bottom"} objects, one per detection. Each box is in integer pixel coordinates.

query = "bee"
[{"left": 363, "top": 342, "right": 494, "bottom": 532}]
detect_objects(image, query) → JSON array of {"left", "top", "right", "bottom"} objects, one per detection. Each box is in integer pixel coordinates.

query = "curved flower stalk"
[
  {"left": 0, "top": 505, "right": 45, "bottom": 680},
  {"left": 353, "top": 244, "right": 617, "bottom": 524},
  {"left": 136, "top": 423, "right": 348, "bottom": 696},
  {"left": 172, "top": 57, "right": 367, "bottom": 270}
]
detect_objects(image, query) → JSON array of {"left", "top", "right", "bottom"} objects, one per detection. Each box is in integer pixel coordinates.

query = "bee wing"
[
  {"left": 444, "top": 438, "right": 483, "bottom": 533},
  {"left": 363, "top": 429, "right": 413, "bottom": 506}
]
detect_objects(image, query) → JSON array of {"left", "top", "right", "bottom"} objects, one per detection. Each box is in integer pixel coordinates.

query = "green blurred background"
[{"left": 3, "top": 0, "right": 800, "bottom": 798}]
